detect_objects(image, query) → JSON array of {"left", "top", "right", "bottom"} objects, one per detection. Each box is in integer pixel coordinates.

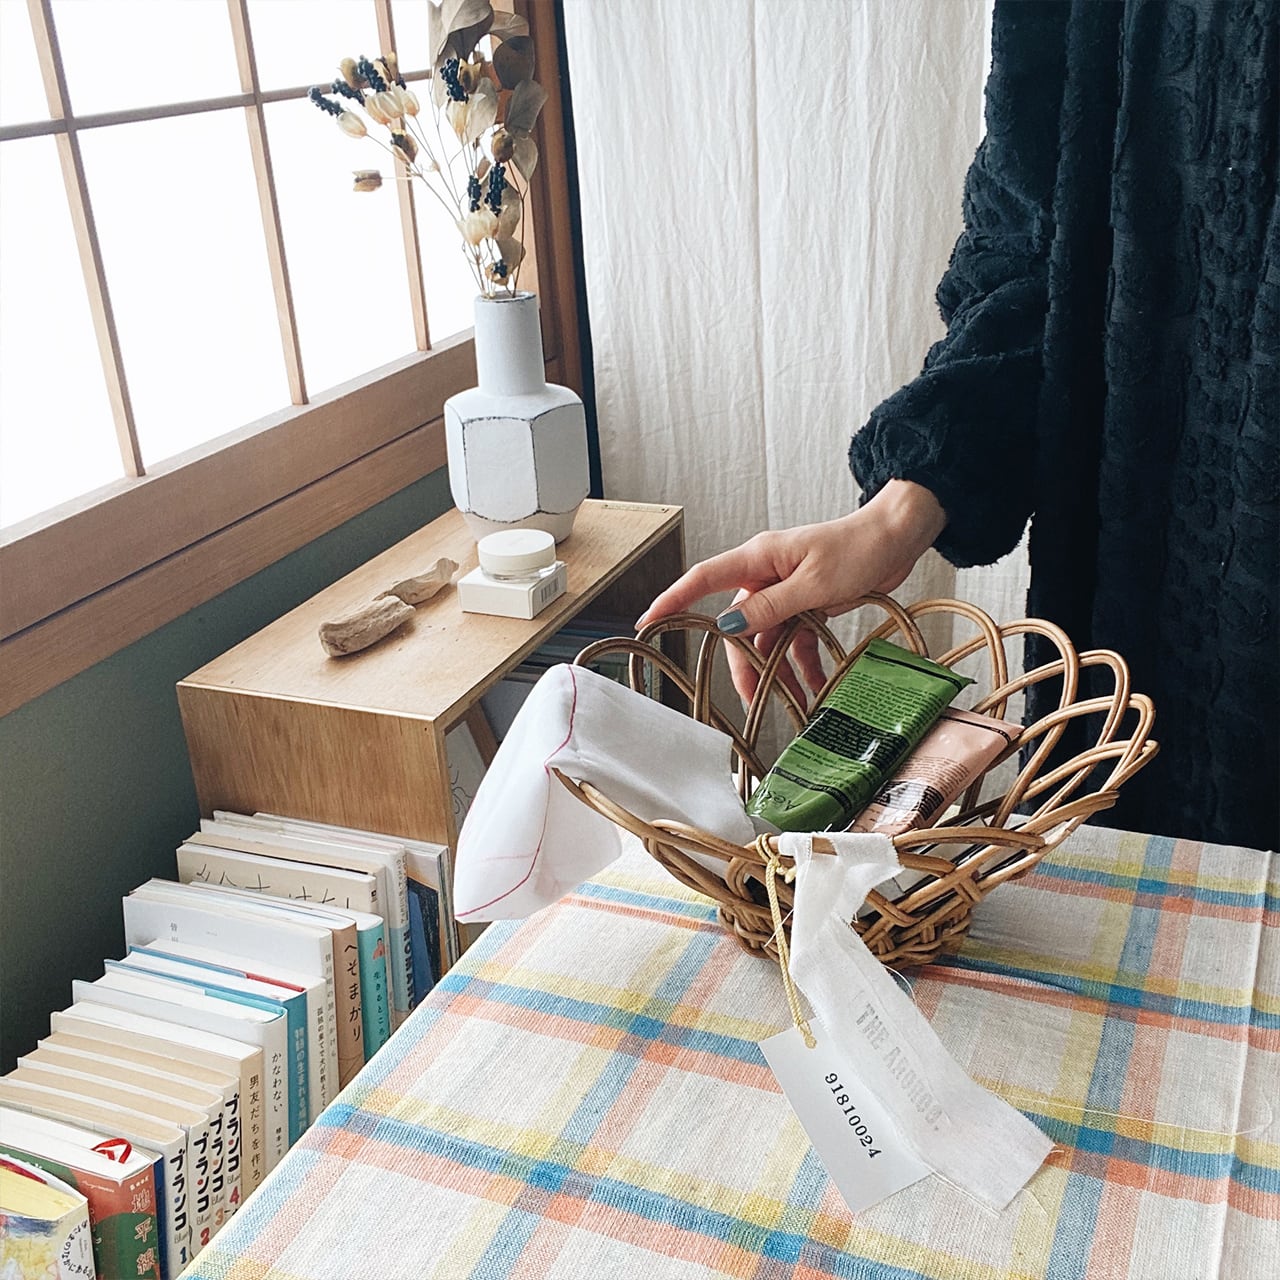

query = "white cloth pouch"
[{"left": 454, "top": 663, "right": 756, "bottom": 920}]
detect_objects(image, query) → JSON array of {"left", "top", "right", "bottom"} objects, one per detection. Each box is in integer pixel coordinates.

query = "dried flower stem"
[
  {"left": 368, "top": 132, "right": 488, "bottom": 294},
  {"left": 315, "top": 17, "right": 540, "bottom": 301},
  {"left": 515, "top": 171, "right": 528, "bottom": 293}
]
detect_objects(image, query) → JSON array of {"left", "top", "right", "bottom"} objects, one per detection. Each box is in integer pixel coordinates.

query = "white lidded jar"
[
  {"left": 476, "top": 528, "right": 559, "bottom": 582},
  {"left": 444, "top": 292, "right": 590, "bottom": 544}
]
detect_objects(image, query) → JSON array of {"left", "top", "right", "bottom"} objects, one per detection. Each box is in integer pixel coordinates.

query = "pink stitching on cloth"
[{"left": 456, "top": 665, "right": 580, "bottom": 919}]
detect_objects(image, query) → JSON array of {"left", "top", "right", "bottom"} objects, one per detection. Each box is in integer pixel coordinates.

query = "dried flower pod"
[
  {"left": 492, "top": 36, "right": 534, "bottom": 90},
  {"left": 374, "top": 89, "right": 401, "bottom": 121},
  {"left": 364, "top": 95, "right": 392, "bottom": 125},
  {"left": 339, "top": 57, "right": 363, "bottom": 90},
  {"left": 390, "top": 130, "right": 418, "bottom": 164},
  {"left": 448, "top": 87, "right": 496, "bottom": 144},
  {"left": 458, "top": 207, "right": 499, "bottom": 246},
  {"left": 496, "top": 235, "right": 525, "bottom": 269},
  {"left": 446, "top": 97, "right": 469, "bottom": 140},
  {"left": 457, "top": 57, "right": 485, "bottom": 94},
  {"left": 505, "top": 79, "right": 547, "bottom": 134},
  {"left": 451, "top": 8, "right": 496, "bottom": 62},
  {"left": 309, "top": 86, "right": 344, "bottom": 117},
  {"left": 352, "top": 169, "right": 383, "bottom": 192},
  {"left": 496, "top": 185, "right": 521, "bottom": 239},
  {"left": 489, "top": 127, "right": 515, "bottom": 164},
  {"left": 463, "top": 78, "right": 498, "bottom": 144},
  {"left": 337, "top": 110, "right": 367, "bottom": 137},
  {"left": 440, "top": 56, "right": 467, "bottom": 104},
  {"left": 382, "top": 51, "right": 402, "bottom": 85},
  {"left": 395, "top": 86, "right": 419, "bottom": 116},
  {"left": 512, "top": 132, "right": 538, "bottom": 181},
  {"left": 489, "top": 12, "right": 530, "bottom": 40},
  {"left": 356, "top": 55, "right": 388, "bottom": 94},
  {"left": 374, "top": 58, "right": 394, "bottom": 88}
]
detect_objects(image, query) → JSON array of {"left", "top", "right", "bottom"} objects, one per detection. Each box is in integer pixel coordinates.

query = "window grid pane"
[
  {"left": 50, "top": 0, "right": 242, "bottom": 117},
  {"left": 266, "top": 96, "right": 415, "bottom": 396},
  {"left": 78, "top": 110, "right": 290, "bottom": 467},
  {"left": 0, "top": 0, "right": 50, "bottom": 127},
  {"left": 248, "top": 0, "right": 382, "bottom": 93},
  {"left": 0, "top": 137, "right": 121, "bottom": 526}
]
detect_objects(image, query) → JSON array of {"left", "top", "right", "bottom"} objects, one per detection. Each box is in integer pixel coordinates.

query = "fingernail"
[
  {"left": 717, "top": 608, "right": 747, "bottom": 635},
  {"left": 634, "top": 610, "right": 650, "bottom": 628}
]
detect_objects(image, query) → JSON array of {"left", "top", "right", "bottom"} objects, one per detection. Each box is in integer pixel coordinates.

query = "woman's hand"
[{"left": 637, "top": 479, "right": 947, "bottom": 706}]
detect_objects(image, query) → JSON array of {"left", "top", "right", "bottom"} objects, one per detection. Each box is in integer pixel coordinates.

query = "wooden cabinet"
[{"left": 177, "top": 500, "right": 684, "bottom": 853}]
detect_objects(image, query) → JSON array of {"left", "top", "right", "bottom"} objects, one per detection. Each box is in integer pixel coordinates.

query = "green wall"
[{"left": 0, "top": 469, "right": 454, "bottom": 1071}]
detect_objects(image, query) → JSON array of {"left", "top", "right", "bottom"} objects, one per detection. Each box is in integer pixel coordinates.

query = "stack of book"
[{"left": 0, "top": 815, "right": 456, "bottom": 1279}]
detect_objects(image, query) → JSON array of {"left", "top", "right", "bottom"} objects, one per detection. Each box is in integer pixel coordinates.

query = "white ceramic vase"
[{"left": 445, "top": 292, "right": 589, "bottom": 543}]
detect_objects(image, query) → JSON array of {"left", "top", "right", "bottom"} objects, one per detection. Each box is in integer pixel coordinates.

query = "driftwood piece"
[
  {"left": 319, "top": 596, "right": 415, "bottom": 657},
  {"left": 378, "top": 557, "right": 459, "bottom": 605}
]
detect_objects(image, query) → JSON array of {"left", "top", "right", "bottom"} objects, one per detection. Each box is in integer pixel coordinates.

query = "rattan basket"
[{"left": 558, "top": 594, "right": 1158, "bottom": 969}]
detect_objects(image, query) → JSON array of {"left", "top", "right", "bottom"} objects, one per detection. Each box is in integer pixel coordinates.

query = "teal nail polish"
[{"left": 717, "top": 609, "right": 748, "bottom": 635}]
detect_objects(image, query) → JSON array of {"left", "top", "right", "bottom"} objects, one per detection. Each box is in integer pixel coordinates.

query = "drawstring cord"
[{"left": 757, "top": 835, "right": 816, "bottom": 1049}]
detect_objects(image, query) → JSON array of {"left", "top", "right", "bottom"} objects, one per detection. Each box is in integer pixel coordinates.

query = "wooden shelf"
[{"left": 177, "top": 500, "right": 684, "bottom": 852}]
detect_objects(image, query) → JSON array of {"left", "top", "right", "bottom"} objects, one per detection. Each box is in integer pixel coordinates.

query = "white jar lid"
[{"left": 477, "top": 528, "right": 556, "bottom": 576}]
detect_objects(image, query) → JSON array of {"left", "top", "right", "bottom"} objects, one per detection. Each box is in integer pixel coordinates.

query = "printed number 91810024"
[{"left": 826, "top": 1072, "right": 881, "bottom": 1158}]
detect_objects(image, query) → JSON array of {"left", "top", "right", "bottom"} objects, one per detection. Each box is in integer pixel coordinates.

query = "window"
[{"left": 0, "top": 0, "right": 585, "bottom": 715}]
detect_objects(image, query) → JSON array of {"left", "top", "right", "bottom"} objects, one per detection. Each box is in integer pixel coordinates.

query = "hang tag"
[
  {"left": 784, "top": 834, "right": 1054, "bottom": 1210},
  {"left": 761, "top": 1018, "right": 930, "bottom": 1213}
]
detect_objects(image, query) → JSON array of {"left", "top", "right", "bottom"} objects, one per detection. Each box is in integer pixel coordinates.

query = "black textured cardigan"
[{"left": 850, "top": 1, "right": 1278, "bottom": 849}]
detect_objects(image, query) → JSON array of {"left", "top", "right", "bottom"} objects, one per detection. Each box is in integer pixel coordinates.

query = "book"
[
  {"left": 8, "top": 1060, "right": 219, "bottom": 1257},
  {"left": 73, "top": 970, "right": 289, "bottom": 1175},
  {"left": 402, "top": 842, "right": 463, "bottom": 991},
  {"left": 0, "top": 1105, "right": 162, "bottom": 1280},
  {"left": 203, "top": 816, "right": 416, "bottom": 1028},
  {"left": 120, "top": 882, "right": 336, "bottom": 1153},
  {"left": 0, "top": 1076, "right": 192, "bottom": 1278},
  {"left": 406, "top": 873, "right": 442, "bottom": 1000},
  {"left": 163, "top": 880, "right": 365, "bottom": 1087},
  {"left": 111, "top": 951, "right": 309, "bottom": 1145},
  {"left": 18, "top": 1044, "right": 227, "bottom": 1246},
  {"left": 122, "top": 939, "right": 334, "bottom": 1124},
  {"left": 175, "top": 842, "right": 378, "bottom": 915},
  {"left": 37, "top": 1028, "right": 239, "bottom": 1226},
  {"left": 53, "top": 1002, "right": 263, "bottom": 1200},
  {"left": 328, "top": 906, "right": 390, "bottom": 1062},
  {"left": 443, "top": 721, "right": 487, "bottom": 831},
  {"left": 174, "top": 882, "right": 389, "bottom": 1068},
  {"left": 0, "top": 1154, "right": 95, "bottom": 1279}
]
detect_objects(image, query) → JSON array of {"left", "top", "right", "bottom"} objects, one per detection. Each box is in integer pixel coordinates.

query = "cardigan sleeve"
[{"left": 849, "top": 1, "right": 1070, "bottom": 568}]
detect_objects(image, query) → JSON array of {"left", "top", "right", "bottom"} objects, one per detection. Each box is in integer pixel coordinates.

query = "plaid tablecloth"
[{"left": 184, "top": 825, "right": 1278, "bottom": 1280}]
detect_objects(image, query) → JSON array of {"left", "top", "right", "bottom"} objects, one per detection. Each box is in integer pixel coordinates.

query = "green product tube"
[{"left": 746, "top": 637, "right": 974, "bottom": 833}]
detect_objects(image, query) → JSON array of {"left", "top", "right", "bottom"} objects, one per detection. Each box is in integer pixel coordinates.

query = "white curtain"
[{"left": 564, "top": 0, "right": 1027, "bottom": 654}]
